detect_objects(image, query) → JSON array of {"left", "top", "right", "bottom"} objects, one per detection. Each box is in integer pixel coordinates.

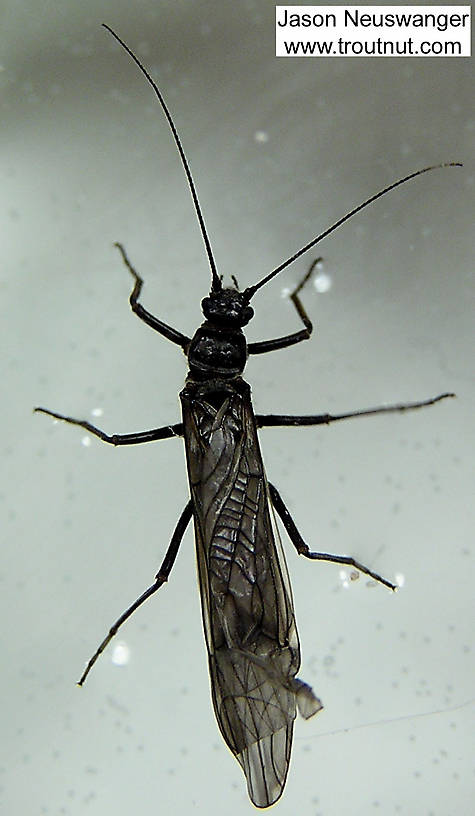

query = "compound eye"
[
  {"left": 201, "top": 297, "right": 211, "bottom": 316},
  {"left": 242, "top": 306, "right": 254, "bottom": 325}
]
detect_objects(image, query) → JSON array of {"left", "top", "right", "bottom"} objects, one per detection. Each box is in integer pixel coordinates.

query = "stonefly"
[{"left": 35, "top": 24, "right": 461, "bottom": 808}]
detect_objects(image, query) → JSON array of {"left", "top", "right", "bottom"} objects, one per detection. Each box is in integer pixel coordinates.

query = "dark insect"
[{"left": 35, "top": 25, "right": 460, "bottom": 808}]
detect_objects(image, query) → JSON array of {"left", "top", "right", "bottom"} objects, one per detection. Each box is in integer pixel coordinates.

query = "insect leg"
[
  {"left": 34, "top": 407, "right": 183, "bottom": 444},
  {"left": 257, "top": 392, "right": 455, "bottom": 428},
  {"left": 248, "top": 258, "right": 321, "bottom": 354},
  {"left": 78, "top": 499, "right": 193, "bottom": 686},
  {"left": 268, "top": 482, "right": 397, "bottom": 591},
  {"left": 114, "top": 242, "right": 191, "bottom": 348}
]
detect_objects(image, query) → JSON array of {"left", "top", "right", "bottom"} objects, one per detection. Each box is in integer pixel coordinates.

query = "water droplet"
[
  {"left": 112, "top": 641, "right": 130, "bottom": 667},
  {"left": 314, "top": 271, "right": 332, "bottom": 293}
]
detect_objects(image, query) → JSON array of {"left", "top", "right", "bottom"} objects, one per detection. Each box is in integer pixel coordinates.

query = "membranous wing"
[{"left": 181, "top": 379, "right": 322, "bottom": 807}]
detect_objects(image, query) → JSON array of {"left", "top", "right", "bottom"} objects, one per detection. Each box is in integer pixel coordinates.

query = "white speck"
[
  {"left": 91, "top": 407, "right": 103, "bottom": 417},
  {"left": 280, "top": 286, "right": 291, "bottom": 299},
  {"left": 112, "top": 642, "right": 130, "bottom": 667},
  {"left": 339, "top": 569, "right": 350, "bottom": 588},
  {"left": 395, "top": 573, "right": 405, "bottom": 588},
  {"left": 81, "top": 436, "right": 91, "bottom": 447},
  {"left": 314, "top": 271, "right": 332, "bottom": 293},
  {"left": 254, "top": 130, "right": 269, "bottom": 144}
]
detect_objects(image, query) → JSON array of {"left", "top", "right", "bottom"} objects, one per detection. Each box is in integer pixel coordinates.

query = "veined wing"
[{"left": 181, "top": 380, "right": 322, "bottom": 807}]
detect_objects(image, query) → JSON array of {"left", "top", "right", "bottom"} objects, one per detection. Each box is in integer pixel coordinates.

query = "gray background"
[{"left": 2, "top": 1, "right": 473, "bottom": 814}]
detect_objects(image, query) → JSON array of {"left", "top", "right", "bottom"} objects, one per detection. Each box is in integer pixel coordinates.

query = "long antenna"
[
  {"left": 102, "top": 24, "right": 221, "bottom": 292},
  {"left": 244, "top": 162, "right": 462, "bottom": 300}
]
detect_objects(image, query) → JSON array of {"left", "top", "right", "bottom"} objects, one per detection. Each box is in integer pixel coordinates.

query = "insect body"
[{"left": 35, "top": 25, "right": 460, "bottom": 808}]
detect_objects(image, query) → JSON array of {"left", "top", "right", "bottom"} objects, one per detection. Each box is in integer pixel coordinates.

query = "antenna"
[
  {"left": 102, "top": 24, "right": 221, "bottom": 292},
  {"left": 244, "top": 162, "right": 462, "bottom": 300}
]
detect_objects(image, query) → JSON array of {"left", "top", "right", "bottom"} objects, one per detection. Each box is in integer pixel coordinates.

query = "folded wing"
[{"left": 181, "top": 381, "right": 322, "bottom": 807}]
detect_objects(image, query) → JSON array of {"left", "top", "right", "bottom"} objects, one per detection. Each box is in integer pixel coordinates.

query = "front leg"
[
  {"left": 34, "top": 406, "right": 183, "bottom": 445},
  {"left": 269, "top": 483, "right": 397, "bottom": 591},
  {"left": 114, "top": 242, "right": 191, "bottom": 350},
  {"left": 248, "top": 258, "right": 321, "bottom": 355}
]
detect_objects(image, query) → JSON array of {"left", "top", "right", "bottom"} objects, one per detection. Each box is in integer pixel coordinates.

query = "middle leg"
[
  {"left": 257, "top": 392, "right": 454, "bottom": 428},
  {"left": 34, "top": 406, "right": 183, "bottom": 445}
]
